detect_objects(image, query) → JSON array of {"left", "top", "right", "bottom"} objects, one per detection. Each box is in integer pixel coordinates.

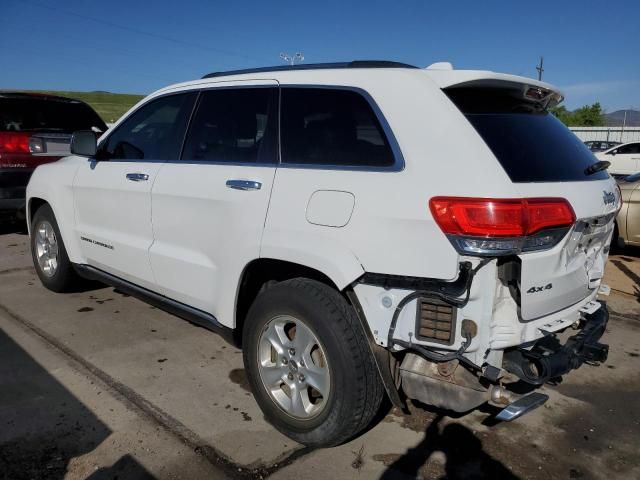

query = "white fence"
[{"left": 569, "top": 127, "right": 640, "bottom": 143}]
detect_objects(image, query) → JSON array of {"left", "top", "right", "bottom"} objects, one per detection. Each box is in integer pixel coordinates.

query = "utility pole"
[
  {"left": 536, "top": 56, "right": 544, "bottom": 81},
  {"left": 280, "top": 52, "right": 304, "bottom": 66}
]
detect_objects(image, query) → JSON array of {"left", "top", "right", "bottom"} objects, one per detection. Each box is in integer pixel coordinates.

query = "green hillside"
[{"left": 31, "top": 90, "right": 145, "bottom": 124}]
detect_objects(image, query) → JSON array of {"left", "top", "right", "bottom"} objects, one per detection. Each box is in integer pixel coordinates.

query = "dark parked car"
[
  {"left": 0, "top": 92, "right": 106, "bottom": 219},
  {"left": 584, "top": 140, "right": 622, "bottom": 152}
]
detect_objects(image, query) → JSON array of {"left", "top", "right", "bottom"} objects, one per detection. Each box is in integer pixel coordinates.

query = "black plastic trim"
[
  {"left": 360, "top": 262, "right": 473, "bottom": 296},
  {"left": 73, "top": 264, "right": 235, "bottom": 344},
  {"left": 346, "top": 289, "right": 406, "bottom": 411}
]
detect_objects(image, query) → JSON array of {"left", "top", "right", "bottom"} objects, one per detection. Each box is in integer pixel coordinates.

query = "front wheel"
[
  {"left": 243, "top": 278, "right": 384, "bottom": 447},
  {"left": 30, "top": 204, "right": 80, "bottom": 292}
]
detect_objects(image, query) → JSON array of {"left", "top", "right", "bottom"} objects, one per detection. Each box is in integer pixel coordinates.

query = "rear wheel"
[
  {"left": 30, "top": 204, "right": 80, "bottom": 292},
  {"left": 243, "top": 278, "right": 384, "bottom": 447}
]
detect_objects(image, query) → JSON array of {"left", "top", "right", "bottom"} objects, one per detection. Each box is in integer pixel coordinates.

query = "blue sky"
[{"left": 1, "top": 0, "right": 638, "bottom": 111}]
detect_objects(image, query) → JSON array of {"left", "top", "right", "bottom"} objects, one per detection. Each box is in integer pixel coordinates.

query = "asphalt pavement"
[{"left": 1, "top": 224, "right": 638, "bottom": 480}]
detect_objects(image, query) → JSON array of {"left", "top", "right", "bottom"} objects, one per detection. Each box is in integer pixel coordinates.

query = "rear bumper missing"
[{"left": 504, "top": 301, "right": 609, "bottom": 385}]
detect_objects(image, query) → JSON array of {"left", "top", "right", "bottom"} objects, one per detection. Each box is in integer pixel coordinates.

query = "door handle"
[
  {"left": 226, "top": 179, "right": 262, "bottom": 191},
  {"left": 126, "top": 173, "right": 149, "bottom": 182}
]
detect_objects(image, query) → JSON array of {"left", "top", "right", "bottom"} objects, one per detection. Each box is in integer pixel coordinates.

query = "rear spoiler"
[{"left": 423, "top": 67, "right": 564, "bottom": 109}]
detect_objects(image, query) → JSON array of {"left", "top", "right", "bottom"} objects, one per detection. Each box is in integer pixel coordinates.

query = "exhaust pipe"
[{"left": 490, "top": 386, "right": 548, "bottom": 421}]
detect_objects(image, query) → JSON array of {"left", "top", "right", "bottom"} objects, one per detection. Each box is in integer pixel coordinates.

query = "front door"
[
  {"left": 73, "top": 92, "right": 197, "bottom": 289},
  {"left": 607, "top": 142, "right": 640, "bottom": 175},
  {"left": 149, "top": 83, "right": 279, "bottom": 324}
]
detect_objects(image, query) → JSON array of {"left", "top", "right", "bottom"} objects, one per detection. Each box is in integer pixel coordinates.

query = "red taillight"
[
  {"left": 525, "top": 199, "right": 576, "bottom": 235},
  {"left": 429, "top": 197, "right": 575, "bottom": 237},
  {"left": 0, "top": 132, "right": 31, "bottom": 154},
  {"left": 429, "top": 197, "right": 576, "bottom": 256}
]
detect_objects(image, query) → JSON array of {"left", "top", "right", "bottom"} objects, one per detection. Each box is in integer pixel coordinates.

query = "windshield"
[
  {"left": 446, "top": 87, "right": 608, "bottom": 182},
  {"left": 0, "top": 97, "right": 107, "bottom": 134}
]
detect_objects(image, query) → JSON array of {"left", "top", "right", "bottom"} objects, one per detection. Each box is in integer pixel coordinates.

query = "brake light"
[
  {"left": 429, "top": 197, "right": 575, "bottom": 256},
  {"left": 0, "top": 132, "right": 31, "bottom": 154}
]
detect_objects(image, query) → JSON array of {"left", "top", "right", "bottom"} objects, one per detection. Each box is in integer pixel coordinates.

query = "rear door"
[
  {"left": 445, "top": 85, "right": 619, "bottom": 320},
  {"left": 73, "top": 92, "right": 196, "bottom": 289},
  {"left": 149, "top": 82, "right": 278, "bottom": 321}
]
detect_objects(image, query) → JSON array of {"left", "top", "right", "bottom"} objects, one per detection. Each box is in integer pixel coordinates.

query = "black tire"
[
  {"left": 30, "top": 204, "right": 80, "bottom": 292},
  {"left": 242, "top": 278, "right": 384, "bottom": 447}
]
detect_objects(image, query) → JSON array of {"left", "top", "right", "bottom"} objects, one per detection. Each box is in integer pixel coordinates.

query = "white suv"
[{"left": 26, "top": 61, "right": 618, "bottom": 447}]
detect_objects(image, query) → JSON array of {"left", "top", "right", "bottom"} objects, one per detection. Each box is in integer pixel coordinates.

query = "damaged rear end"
[{"left": 356, "top": 70, "right": 620, "bottom": 421}]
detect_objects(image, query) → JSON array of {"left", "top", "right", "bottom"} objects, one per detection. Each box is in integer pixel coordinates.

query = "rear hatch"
[
  {"left": 0, "top": 93, "right": 107, "bottom": 169},
  {"left": 435, "top": 74, "right": 618, "bottom": 320}
]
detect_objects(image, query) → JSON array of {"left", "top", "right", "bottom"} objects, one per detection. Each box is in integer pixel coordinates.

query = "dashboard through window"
[{"left": 101, "top": 93, "right": 196, "bottom": 161}]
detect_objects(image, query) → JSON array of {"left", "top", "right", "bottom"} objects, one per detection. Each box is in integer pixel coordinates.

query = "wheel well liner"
[
  {"left": 28, "top": 197, "right": 48, "bottom": 226},
  {"left": 234, "top": 258, "right": 338, "bottom": 345}
]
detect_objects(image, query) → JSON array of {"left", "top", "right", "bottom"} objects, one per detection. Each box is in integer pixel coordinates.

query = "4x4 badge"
[
  {"left": 527, "top": 283, "right": 552, "bottom": 294},
  {"left": 603, "top": 190, "right": 616, "bottom": 205}
]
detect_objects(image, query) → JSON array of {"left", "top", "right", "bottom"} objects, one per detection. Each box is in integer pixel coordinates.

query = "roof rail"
[{"left": 201, "top": 60, "right": 418, "bottom": 79}]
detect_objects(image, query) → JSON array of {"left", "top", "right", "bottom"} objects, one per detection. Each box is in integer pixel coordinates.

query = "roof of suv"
[
  {"left": 142, "top": 60, "right": 565, "bottom": 112},
  {"left": 0, "top": 91, "right": 87, "bottom": 104}
]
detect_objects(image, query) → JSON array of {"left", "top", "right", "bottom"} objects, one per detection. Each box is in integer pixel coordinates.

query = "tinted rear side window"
[
  {"left": 0, "top": 97, "right": 107, "bottom": 133},
  {"left": 280, "top": 88, "right": 395, "bottom": 168},
  {"left": 446, "top": 87, "right": 608, "bottom": 182},
  {"left": 182, "top": 87, "right": 277, "bottom": 164},
  {"left": 617, "top": 143, "right": 640, "bottom": 154}
]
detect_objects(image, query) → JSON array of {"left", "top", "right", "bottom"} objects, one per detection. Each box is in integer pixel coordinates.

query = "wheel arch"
[
  {"left": 27, "top": 197, "right": 49, "bottom": 231},
  {"left": 234, "top": 257, "right": 357, "bottom": 346}
]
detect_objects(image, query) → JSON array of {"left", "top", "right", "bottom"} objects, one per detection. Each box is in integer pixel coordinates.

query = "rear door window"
[
  {"left": 446, "top": 87, "right": 608, "bottom": 182},
  {"left": 181, "top": 87, "right": 277, "bottom": 164},
  {"left": 101, "top": 93, "right": 196, "bottom": 161},
  {"left": 616, "top": 143, "right": 640, "bottom": 154},
  {"left": 280, "top": 88, "right": 396, "bottom": 168}
]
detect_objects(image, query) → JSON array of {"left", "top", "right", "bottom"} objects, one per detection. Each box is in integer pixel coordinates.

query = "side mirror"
[{"left": 71, "top": 131, "right": 97, "bottom": 157}]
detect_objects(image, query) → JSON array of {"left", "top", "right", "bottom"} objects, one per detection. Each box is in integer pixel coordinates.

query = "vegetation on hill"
[
  {"left": 31, "top": 90, "right": 145, "bottom": 123},
  {"left": 550, "top": 102, "right": 605, "bottom": 127}
]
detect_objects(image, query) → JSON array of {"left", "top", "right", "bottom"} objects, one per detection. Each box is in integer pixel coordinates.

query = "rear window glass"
[
  {"left": 446, "top": 87, "right": 608, "bottom": 182},
  {"left": 280, "top": 88, "right": 395, "bottom": 168},
  {"left": 0, "top": 97, "right": 107, "bottom": 133}
]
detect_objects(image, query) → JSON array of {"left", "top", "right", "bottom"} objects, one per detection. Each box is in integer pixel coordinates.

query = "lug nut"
[
  {"left": 288, "top": 373, "right": 294, "bottom": 380},
  {"left": 289, "top": 348, "right": 296, "bottom": 356},
  {"left": 299, "top": 359, "right": 305, "bottom": 367},
  {"left": 298, "top": 374, "right": 305, "bottom": 382},
  {"left": 282, "top": 358, "right": 288, "bottom": 365}
]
